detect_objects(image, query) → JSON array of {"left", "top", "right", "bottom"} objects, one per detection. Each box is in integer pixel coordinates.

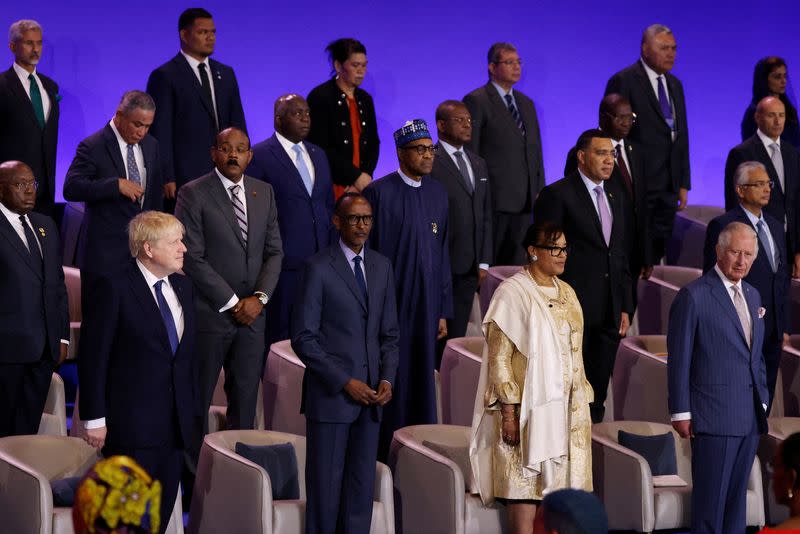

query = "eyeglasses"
[
  {"left": 605, "top": 112, "right": 637, "bottom": 124},
  {"left": 740, "top": 180, "right": 774, "bottom": 189},
  {"left": 9, "top": 181, "right": 38, "bottom": 192},
  {"left": 493, "top": 59, "right": 523, "bottom": 67},
  {"left": 401, "top": 145, "right": 438, "bottom": 156},
  {"left": 214, "top": 145, "right": 251, "bottom": 155},
  {"left": 343, "top": 214, "right": 373, "bottom": 226},
  {"left": 446, "top": 117, "right": 472, "bottom": 125},
  {"left": 535, "top": 244, "right": 570, "bottom": 257}
]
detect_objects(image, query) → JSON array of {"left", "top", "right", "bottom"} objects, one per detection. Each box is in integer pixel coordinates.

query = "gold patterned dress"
[{"left": 480, "top": 273, "right": 593, "bottom": 500}]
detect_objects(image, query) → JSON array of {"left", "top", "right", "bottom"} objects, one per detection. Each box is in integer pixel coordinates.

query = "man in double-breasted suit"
[
  {"left": 292, "top": 193, "right": 399, "bottom": 534},
  {"left": 147, "top": 8, "right": 246, "bottom": 204},
  {"left": 0, "top": 20, "right": 59, "bottom": 216},
  {"left": 464, "top": 42, "right": 544, "bottom": 265},
  {"left": 175, "top": 127, "right": 283, "bottom": 445},
  {"left": 669, "top": 221, "right": 769, "bottom": 533},
  {"left": 534, "top": 129, "right": 633, "bottom": 423},
  {"left": 247, "top": 94, "right": 334, "bottom": 345},
  {"left": 430, "top": 100, "right": 492, "bottom": 341},
  {"left": 704, "top": 161, "right": 789, "bottom": 412},
  {"left": 605, "top": 24, "right": 690, "bottom": 262},
  {"left": 79, "top": 211, "right": 198, "bottom": 534},
  {"left": 0, "top": 160, "right": 68, "bottom": 437}
]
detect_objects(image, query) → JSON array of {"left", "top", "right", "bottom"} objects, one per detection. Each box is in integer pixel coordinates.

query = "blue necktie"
[
  {"left": 292, "top": 144, "right": 314, "bottom": 195},
  {"left": 757, "top": 220, "right": 777, "bottom": 272},
  {"left": 503, "top": 93, "right": 526, "bottom": 135},
  {"left": 154, "top": 280, "right": 179, "bottom": 355},
  {"left": 657, "top": 76, "right": 675, "bottom": 130},
  {"left": 353, "top": 256, "right": 368, "bottom": 305}
]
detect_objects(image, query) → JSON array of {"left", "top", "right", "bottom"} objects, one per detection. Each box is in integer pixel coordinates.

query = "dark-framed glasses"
[
  {"left": 344, "top": 214, "right": 374, "bottom": 226},
  {"left": 447, "top": 116, "right": 472, "bottom": 125},
  {"left": 740, "top": 180, "right": 774, "bottom": 189},
  {"left": 535, "top": 244, "right": 570, "bottom": 257},
  {"left": 10, "top": 181, "right": 38, "bottom": 192},
  {"left": 401, "top": 145, "right": 438, "bottom": 156},
  {"left": 214, "top": 145, "right": 251, "bottom": 155}
]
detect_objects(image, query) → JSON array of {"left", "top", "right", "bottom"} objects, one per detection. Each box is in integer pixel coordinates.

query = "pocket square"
[{"left": 758, "top": 307, "right": 766, "bottom": 319}]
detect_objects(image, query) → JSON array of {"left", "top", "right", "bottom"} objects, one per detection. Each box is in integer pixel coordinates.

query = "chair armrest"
[
  {"left": 374, "top": 462, "right": 395, "bottom": 534},
  {"left": 67, "top": 323, "right": 81, "bottom": 360},
  {"left": 0, "top": 451, "right": 52, "bottom": 534},
  {"left": 591, "top": 433, "right": 655, "bottom": 532}
]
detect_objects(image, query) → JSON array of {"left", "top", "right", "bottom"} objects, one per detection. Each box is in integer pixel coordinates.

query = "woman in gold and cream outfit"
[{"left": 469, "top": 221, "right": 593, "bottom": 533}]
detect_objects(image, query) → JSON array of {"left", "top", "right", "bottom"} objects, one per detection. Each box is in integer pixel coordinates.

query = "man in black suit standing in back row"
[
  {"left": 430, "top": 100, "right": 492, "bottom": 343},
  {"left": 147, "top": 7, "right": 247, "bottom": 206},
  {"left": 605, "top": 24, "right": 690, "bottom": 262},
  {"left": 0, "top": 20, "right": 60, "bottom": 217},
  {"left": 464, "top": 42, "right": 544, "bottom": 266}
]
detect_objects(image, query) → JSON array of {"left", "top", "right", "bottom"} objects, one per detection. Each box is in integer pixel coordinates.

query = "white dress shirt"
[
  {"left": 756, "top": 129, "right": 784, "bottom": 189},
  {"left": 215, "top": 168, "right": 250, "bottom": 312},
  {"left": 579, "top": 171, "right": 613, "bottom": 225},
  {"left": 340, "top": 238, "right": 366, "bottom": 288},
  {"left": 13, "top": 62, "right": 51, "bottom": 120},
  {"left": 640, "top": 58, "right": 677, "bottom": 140},
  {"left": 180, "top": 50, "right": 218, "bottom": 121},
  {"left": 742, "top": 206, "right": 778, "bottom": 267},
  {"left": 275, "top": 131, "right": 315, "bottom": 185},
  {"left": 612, "top": 139, "right": 632, "bottom": 181},
  {"left": 108, "top": 119, "right": 147, "bottom": 196},
  {"left": 398, "top": 169, "right": 422, "bottom": 188},
  {"left": 491, "top": 81, "right": 519, "bottom": 110}
]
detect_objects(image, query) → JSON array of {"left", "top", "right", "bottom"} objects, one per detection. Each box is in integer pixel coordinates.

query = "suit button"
[
  {"left": 604, "top": 273, "right": 609, "bottom": 278},
  {"left": 344, "top": 139, "right": 349, "bottom": 144},
  {"left": 362, "top": 121, "right": 366, "bottom": 126},
  {"left": 341, "top": 121, "right": 346, "bottom": 126}
]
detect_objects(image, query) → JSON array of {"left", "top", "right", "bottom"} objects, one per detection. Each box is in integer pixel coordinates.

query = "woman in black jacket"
[{"left": 741, "top": 56, "right": 800, "bottom": 149}]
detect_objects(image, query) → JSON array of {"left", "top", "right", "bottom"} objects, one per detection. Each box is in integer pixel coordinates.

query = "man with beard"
[
  {"left": 175, "top": 127, "right": 283, "bottom": 448},
  {"left": 363, "top": 119, "right": 452, "bottom": 458}
]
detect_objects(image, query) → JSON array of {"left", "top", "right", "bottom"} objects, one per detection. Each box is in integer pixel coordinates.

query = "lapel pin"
[
  {"left": 38, "top": 227, "right": 46, "bottom": 237},
  {"left": 252, "top": 190, "right": 257, "bottom": 197},
  {"left": 431, "top": 222, "right": 438, "bottom": 234}
]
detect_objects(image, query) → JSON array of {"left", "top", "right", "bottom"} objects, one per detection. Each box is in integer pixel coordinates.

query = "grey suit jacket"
[
  {"left": 463, "top": 82, "right": 545, "bottom": 213},
  {"left": 175, "top": 170, "right": 283, "bottom": 332}
]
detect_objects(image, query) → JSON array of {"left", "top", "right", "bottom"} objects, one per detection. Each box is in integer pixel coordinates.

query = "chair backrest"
[
  {"left": 60, "top": 202, "right": 85, "bottom": 267},
  {"left": 210, "top": 369, "right": 265, "bottom": 430},
  {"left": 613, "top": 336, "right": 670, "bottom": 423},
  {"left": 666, "top": 205, "right": 724, "bottom": 269},
  {"left": 39, "top": 373, "right": 67, "bottom": 436},
  {"left": 263, "top": 340, "right": 306, "bottom": 435},
  {"left": 637, "top": 267, "right": 701, "bottom": 335},
  {"left": 479, "top": 266, "right": 522, "bottom": 316},
  {"left": 63, "top": 266, "right": 82, "bottom": 323},
  {"left": 440, "top": 337, "right": 484, "bottom": 426}
]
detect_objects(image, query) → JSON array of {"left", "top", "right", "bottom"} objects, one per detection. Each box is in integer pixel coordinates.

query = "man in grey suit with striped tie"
[
  {"left": 667, "top": 221, "right": 768, "bottom": 533},
  {"left": 175, "top": 127, "right": 283, "bottom": 447}
]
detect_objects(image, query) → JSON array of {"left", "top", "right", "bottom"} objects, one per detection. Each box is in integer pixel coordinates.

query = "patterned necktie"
[
  {"left": 503, "top": 93, "right": 526, "bottom": 135},
  {"left": 770, "top": 143, "right": 785, "bottom": 192},
  {"left": 292, "top": 144, "right": 314, "bottom": 195},
  {"left": 615, "top": 144, "right": 633, "bottom": 197},
  {"left": 731, "top": 285, "right": 751, "bottom": 348},
  {"left": 229, "top": 184, "right": 248, "bottom": 246},
  {"left": 594, "top": 186, "right": 612, "bottom": 245},
  {"left": 28, "top": 73, "right": 45, "bottom": 128},
  {"left": 198, "top": 63, "right": 219, "bottom": 131},
  {"left": 154, "top": 280, "right": 179, "bottom": 355},
  {"left": 353, "top": 256, "right": 368, "bottom": 305},
  {"left": 657, "top": 76, "right": 675, "bottom": 130},
  {"left": 453, "top": 150, "right": 473, "bottom": 193},
  {"left": 757, "top": 220, "right": 777, "bottom": 272},
  {"left": 20, "top": 215, "right": 42, "bottom": 263}
]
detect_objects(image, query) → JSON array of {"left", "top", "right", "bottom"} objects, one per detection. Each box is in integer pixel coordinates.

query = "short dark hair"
[
  {"left": 575, "top": 128, "right": 611, "bottom": 152},
  {"left": 178, "top": 8, "right": 212, "bottom": 32},
  {"left": 522, "top": 220, "right": 564, "bottom": 251},
  {"left": 435, "top": 100, "right": 466, "bottom": 122},
  {"left": 334, "top": 192, "right": 370, "bottom": 216},
  {"left": 487, "top": 42, "right": 516, "bottom": 64},
  {"left": 326, "top": 38, "right": 367, "bottom": 76}
]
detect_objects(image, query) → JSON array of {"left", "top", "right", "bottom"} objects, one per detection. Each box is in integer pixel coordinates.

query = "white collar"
[
  {"left": 439, "top": 140, "right": 463, "bottom": 156},
  {"left": 756, "top": 128, "right": 781, "bottom": 148},
  {"left": 275, "top": 131, "right": 305, "bottom": 154},
  {"left": 640, "top": 57, "right": 665, "bottom": 82},
  {"left": 13, "top": 61, "right": 37, "bottom": 80},
  {"left": 397, "top": 169, "right": 422, "bottom": 188},
  {"left": 214, "top": 167, "right": 244, "bottom": 190},
  {"left": 0, "top": 200, "right": 25, "bottom": 223},
  {"left": 714, "top": 263, "right": 743, "bottom": 294},
  {"left": 579, "top": 170, "right": 604, "bottom": 191},
  {"left": 491, "top": 81, "right": 513, "bottom": 99},
  {"left": 136, "top": 258, "right": 171, "bottom": 289},
  {"left": 339, "top": 238, "right": 365, "bottom": 263},
  {"left": 108, "top": 119, "right": 134, "bottom": 148},
  {"left": 740, "top": 205, "right": 764, "bottom": 227},
  {"left": 180, "top": 50, "right": 210, "bottom": 71}
]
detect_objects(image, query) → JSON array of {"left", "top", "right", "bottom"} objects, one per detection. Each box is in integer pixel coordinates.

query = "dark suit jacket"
[
  {"left": 78, "top": 262, "right": 198, "bottom": 449},
  {"left": 565, "top": 140, "right": 652, "bottom": 272},
  {"left": 723, "top": 134, "right": 800, "bottom": 255},
  {"left": 533, "top": 172, "right": 633, "bottom": 327},
  {"left": 175, "top": 171, "right": 283, "bottom": 332},
  {"left": 667, "top": 269, "right": 768, "bottom": 436},
  {"left": 63, "top": 124, "right": 164, "bottom": 275},
  {"left": 246, "top": 135, "right": 334, "bottom": 270},
  {"left": 291, "top": 245, "right": 399, "bottom": 423},
  {"left": 306, "top": 78, "right": 380, "bottom": 187},
  {"left": 429, "top": 144, "right": 492, "bottom": 274},
  {"left": 0, "top": 211, "right": 68, "bottom": 363},
  {"left": 703, "top": 206, "right": 790, "bottom": 344},
  {"left": 0, "top": 67, "right": 59, "bottom": 207},
  {"left": 463, "top": 82, "right": 545, "bottom": 213},
  {"left": 147, "top": 54, "right": 247, "bottom": 187},
  {"left": 605, "top": 61, "right": 690, "bottom": 194}
]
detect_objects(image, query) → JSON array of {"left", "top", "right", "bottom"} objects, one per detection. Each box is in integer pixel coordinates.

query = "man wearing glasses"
[
  {"left": 463, "top": 42, "right": 545, "bottom": 266},
  {"left": 534, "top": 129, "right": 634, "bottom": 423},
  {"left": 175, "top": 127, "right": 283, "bottom": 448},
  {"left": 704, "top": 161, "right": 789, "bottom": 412},
  {"left": 363, "top": 119, "right": 452, "bottom": 458},
  {"left": 292, "top": 192, "right": 399, "bottom": 534}
]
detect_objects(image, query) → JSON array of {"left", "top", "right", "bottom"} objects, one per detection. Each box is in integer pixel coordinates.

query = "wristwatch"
[{"left": 254, "top": 292, "right": 268, "bottom": 306}]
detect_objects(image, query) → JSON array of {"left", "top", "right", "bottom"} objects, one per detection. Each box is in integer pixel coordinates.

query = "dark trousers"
[
  {"left": 0, "top": 352, "right": 55, "bottom": 437},
  {"left": 493, "top": 211, "right": 530, "bottom": 266},
  {"left": 582, "top": 320, "right": 621, "bottom": 423},
  {"left": 448, "top": 271, "right": 478, "bottom": 339},
  {"left": 690, "top": 428, "right": 759, "bottom": 533},
  {"left": 305, "top": 406, "right": 380, "bottom": 534},
  {"left": 647, "top": 191, "right": 679, "bottom": 262},
  {"left": 764, "top": 337, "right": 783, "bottom": 414},
  {"left": 265, "top": 269, "right": 298, "bottom": 348}
]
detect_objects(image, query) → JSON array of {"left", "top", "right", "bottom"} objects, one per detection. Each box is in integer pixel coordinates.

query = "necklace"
[{"left": 524, "top": 266, "right": 568, "bottom": 307}]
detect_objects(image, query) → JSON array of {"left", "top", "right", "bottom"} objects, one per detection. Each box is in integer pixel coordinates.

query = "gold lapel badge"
[
  {"left": 431, "top": 222, "right": 438, "bottom": 234},
  {"left": 38, "top": 227, "right": 46, "bottom": 237}
]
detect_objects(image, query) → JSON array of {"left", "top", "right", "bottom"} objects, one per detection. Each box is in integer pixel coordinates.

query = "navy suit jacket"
[
  {"left": 291, "top": 245, "right": 400, "bottom": 423},
  {"left": 0, "top": 211, "right": 68, "bottom": 363},
  {"left": 63, "top": 124, "right": 163, "bottom": 276},
  {"left": 667, "top": 269, "right": 769, "bottom": 436},
  {"left": 703, "top": 206, "right": 790, "bottom": 344},
  {"left": 147, "top": 54, "right": 246, "bottom": 187},
  {"left": 246, "top": 134, "right": 335, "bottom": 270},
  {"left": 78, "top": 261, "right": 199, "bottom": 449}
]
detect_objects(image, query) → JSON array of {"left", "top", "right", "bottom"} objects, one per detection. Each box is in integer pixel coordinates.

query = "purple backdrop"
[{"left": 3, "top": 1, "right": 798, "bottom": 204}]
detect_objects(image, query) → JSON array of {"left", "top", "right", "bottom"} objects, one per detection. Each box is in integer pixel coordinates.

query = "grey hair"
[
  {"left": 734, "top": 161, "right": 767, "bottom": 187},
  {"left": 717, "top": 221, "right": 758, "bottom": 255},
  {"left": 117, "top": 90, "right": 155, "bottom": 116},
  {"left": 641, "top": 24, "right": 673, "bottom": 45},
  {"left": 8, "top": 19, "right": 42, "bottom": 43}
]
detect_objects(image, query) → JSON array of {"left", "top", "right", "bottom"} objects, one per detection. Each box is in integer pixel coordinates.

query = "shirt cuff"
[
  {"left": 670, "top": 412, "right": 691, "bottom": 421},
  {"left": 219, "top": 294, "right": 239, "bottom": 313},
  {"left": 60, "top": 339, "right": 70, "bottom": 345},
  {"left": 763, "top": 403, "right": 768, "bottom": 412},
  {"left": 478, "top": 263, "right": 490, "bottom": 271},
  {"left": 84, "top": 417, "right": 106, "bottom": 429}
]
